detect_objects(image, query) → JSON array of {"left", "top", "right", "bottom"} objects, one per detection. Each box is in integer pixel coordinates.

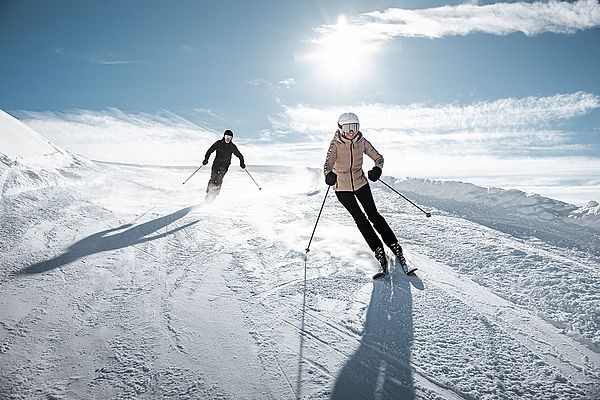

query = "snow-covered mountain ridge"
[
  {"left": 0, "top": 109, "right": 64, "bottom": 160},
  {"left": 388, "top": 177, "right": 600, "bottom": 230},
  {"left": 0, "top": 110, "right": 97, "bottom": 198}
]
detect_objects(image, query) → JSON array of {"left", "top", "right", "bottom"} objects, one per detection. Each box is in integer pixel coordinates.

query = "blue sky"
[{"left": 1, "top": 0, "right": 600, "bottom": 204}]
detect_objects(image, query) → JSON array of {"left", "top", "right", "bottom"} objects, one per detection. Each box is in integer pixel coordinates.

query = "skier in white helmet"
[{"left": 323, "top": 112, "right": 408, "bottom": 279}]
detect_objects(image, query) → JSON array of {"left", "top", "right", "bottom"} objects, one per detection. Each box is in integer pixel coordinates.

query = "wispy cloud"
[
  {"left": 278, "top": 78, "right": 296, "bottom": 88},
  {"left": 89, "top": 58, "right": 138, "bottom": 65},
  {"left": 245, "top": 79, "right": 268, "bottom": 86},
  {"left": 269, "top": 92, "right": 600, "bottom": 155},
  {"left": 314, "top": 0, "right": 600, "bottom": 42},
  {"left": 245, "top": 78, "right": 298, "bottom": 91},
  {"left": 272, "top": 92, "right": 597, "bottom": 132},
  {"left": 52, "top": 47, "right": 140, "bottom": 65},
  {"left": 191, "top": 108, "right": 229, "bottom": 122}
]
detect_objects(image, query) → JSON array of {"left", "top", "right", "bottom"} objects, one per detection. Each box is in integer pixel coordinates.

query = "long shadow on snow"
[
  {"left": 331, "top": 266, "right": 422, "bottom": 400},
  {"left": 18, "top": 207, "right": 198, "bottom": 274}
]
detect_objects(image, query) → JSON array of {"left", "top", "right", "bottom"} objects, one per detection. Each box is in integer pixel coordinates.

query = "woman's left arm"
[{"left": 363, "top": 138, "right": 384, "bottom": 169}]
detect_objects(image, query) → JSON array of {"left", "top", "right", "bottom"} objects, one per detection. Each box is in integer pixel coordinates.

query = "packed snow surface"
[{"left": 1, "top": 113, "right": 599, "bottom": 399}]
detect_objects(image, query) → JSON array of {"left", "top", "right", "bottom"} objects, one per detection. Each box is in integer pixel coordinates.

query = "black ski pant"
[
  {"left": 335, "top": 184, "right": 397, "bottom": 252},
  {"left": 206, "top": 163, "right": 229, "bottom": 195}
]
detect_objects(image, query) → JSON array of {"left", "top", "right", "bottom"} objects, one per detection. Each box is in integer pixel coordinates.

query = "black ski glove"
[
  {"left": 240, "top": 162, "right": 246, "bottom": 169},
  {"left": 325, "top": 171, "right": 337, "bottom": 186},
  {"left": 202, "top": 159, "right": 208, "bottom": 165},
  {"left": 368, "top": 166, "right": 382, "bottom": 181}
]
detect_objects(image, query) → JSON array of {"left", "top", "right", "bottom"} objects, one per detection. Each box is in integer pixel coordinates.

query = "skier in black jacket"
[{"left": 203, "top": 129, "right": 245, "bottom": 202}]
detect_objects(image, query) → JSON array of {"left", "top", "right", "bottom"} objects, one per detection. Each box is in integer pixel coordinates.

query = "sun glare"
[{"left": 305, "top": 15, "right": 379, "bottom": 88}]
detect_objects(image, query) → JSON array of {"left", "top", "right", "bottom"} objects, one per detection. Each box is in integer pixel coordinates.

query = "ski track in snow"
[{"left": 0, "top": 162, "right": 599, "bottom": 399}]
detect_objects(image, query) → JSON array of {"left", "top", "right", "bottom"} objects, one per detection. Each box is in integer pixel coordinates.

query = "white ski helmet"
[{"left": 338, "top": 112, "right": 359, "bottom": 129}]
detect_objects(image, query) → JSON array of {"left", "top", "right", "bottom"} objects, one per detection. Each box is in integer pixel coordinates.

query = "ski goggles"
[{"left": 340, "top": 123, "right": 359, "bottom": 134}]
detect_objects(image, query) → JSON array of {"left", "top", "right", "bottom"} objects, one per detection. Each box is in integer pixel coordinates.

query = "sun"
[{"left": 304, "top": 15, "right": 379, "bottom": 88}]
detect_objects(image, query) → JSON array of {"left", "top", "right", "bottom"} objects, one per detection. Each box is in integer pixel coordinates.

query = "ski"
[
  {"left": 373, "top": 252, "right": 417, "bottom": 280},
  {"left": 372, "top": 270, "right": 387, "bottom": 280},
  {"left": 405, "top": 266, "right": 418, "bottom": 275},
  {"left": 372, "top": 264, "right": 416, "bottom": 279},
  {"left": 401, "top": 262, "right": 418, "bottom": 275},
  {"left": 392, "top": 248, "right": 417, "bottom": 275}
]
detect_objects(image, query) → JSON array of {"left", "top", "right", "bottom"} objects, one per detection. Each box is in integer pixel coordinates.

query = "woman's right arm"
[{"left": 324, "top": 140, "right": 337, "bottom": 175}]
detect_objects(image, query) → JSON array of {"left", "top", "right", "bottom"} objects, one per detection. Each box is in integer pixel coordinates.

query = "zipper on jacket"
[{"left": 350, "top": 142, "right": 355, "bottom": 192}]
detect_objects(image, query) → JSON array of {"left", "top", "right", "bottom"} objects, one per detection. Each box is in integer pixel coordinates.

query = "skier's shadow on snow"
[
  {"left": 331, "top": 267, "right": 422, "bottom": 400},
  {"left": 18, "top": 207, "right": 199, "bottom": 275}
]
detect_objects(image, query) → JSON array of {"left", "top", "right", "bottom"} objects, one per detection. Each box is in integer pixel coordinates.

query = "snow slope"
[
  {"left": 1, "top": 116, "right": 599, "bottom": 399},
  {"left": 0, "top": 109, "right": 64, "bottom": 160},
  {"left": 0, "top": 109, "right": 96, "bottom": 198}
]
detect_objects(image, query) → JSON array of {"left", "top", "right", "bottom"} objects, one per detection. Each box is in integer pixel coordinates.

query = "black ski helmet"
[{"left": 223, "top": 129, "right": 234, "bottom": 137}]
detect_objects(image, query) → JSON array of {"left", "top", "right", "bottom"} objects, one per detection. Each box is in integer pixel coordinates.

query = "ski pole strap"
[
  {"left": 306, "top": 185, "right": 330, "bottom": 253},
  {"left": 244, "top": 168, "right": 262, "bottom": 190},
  {"left": 378, "top": 179, "right": 431, "bottom": 217}
]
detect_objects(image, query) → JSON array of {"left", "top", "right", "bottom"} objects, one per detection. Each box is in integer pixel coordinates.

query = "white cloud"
[
  {"left": 270, "top": 91, "right": 599, "bottom": 140},
  {"left": 52, "top": 47, "right": 139, "bottom": 65},
  {"left": 315, "top": 0, "right": 600, "bottom": 42},
  {"left": 278, "top": 78, "right": 296, "bottom": 88},
  {"left": 245, "top": 78, "right": 298, "bottom": 91},
  {"left": 89, "top": 58, "right": 137, "bottom": 65},
  {"left": 245, "top": 79, "right": 268, "bottom": 86},
  {"left": 17, "top": 108, "right": 218, "bottom": 165},
  {"left": 191, "top": 107, "right": 230, "bottom": 123}
]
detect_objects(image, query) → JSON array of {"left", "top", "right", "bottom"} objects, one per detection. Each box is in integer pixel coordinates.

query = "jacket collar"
[{"left": 335, "top": 129, "right": 362, "bottom": 144}]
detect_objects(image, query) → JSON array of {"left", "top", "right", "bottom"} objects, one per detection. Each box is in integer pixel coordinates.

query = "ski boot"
[
  {"left": 390, "top": 242, "right": 417, "bottom": 275},
  {"left": 372, "top": 247, "right": 388, "bottom": 279},
  {"left": 390, "top": 242, "right": 406, "bottom": 265}
]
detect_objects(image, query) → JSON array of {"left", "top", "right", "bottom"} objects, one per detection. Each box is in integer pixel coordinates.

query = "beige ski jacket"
[{"left": 323, "top": 130, "right": 384, "bottom": 192}]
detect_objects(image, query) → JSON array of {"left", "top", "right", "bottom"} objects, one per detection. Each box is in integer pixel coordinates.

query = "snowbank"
[
  {"left": 0, "top": 109, "right": 96, "bottom": 197},
  {"left": 386, "top": 177, "right": 600, "bottom": 231},
  {"left": 0, "top": 109, "right": 64, "bottom": 160}
]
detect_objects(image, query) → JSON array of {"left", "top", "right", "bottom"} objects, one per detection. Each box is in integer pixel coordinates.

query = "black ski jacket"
[{"left": 204, "top": 138, "right": 245, "bottom": 167}]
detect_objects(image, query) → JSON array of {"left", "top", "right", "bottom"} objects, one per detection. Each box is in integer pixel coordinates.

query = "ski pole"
[
  {"left": 378, "top": 179, "right": 432, "bottom": 217},
  {"left": 182, "top": 165, "right": 203, "bottom": 185},
  {"left": 244, "top": 168, "right": 262, "bottom": 190},
  {"left": 305, "top": 186, "right": 330, "bottom": 253}
]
